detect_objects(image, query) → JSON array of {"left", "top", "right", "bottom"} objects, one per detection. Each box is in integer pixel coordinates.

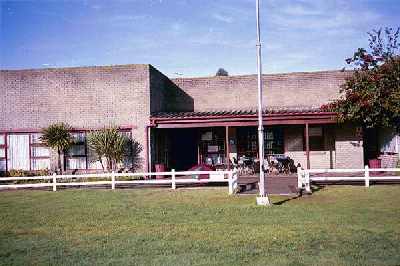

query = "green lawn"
[{"left": 0, "top": 186, "right": 399, "bottom": 266}]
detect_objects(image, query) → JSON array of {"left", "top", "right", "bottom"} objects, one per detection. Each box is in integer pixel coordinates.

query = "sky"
[{"left": 0, "top": 0, "right": 399, "bottom": 78}]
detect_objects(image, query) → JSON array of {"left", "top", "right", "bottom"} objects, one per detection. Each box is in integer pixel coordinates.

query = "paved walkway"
[{"left": 238, "top": 174, "right": 298, "bottom": 195}]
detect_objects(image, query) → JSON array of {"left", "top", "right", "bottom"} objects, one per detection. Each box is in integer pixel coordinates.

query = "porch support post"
[
  {"left": 145, "top": 126, "right": 151, "bottom": 174},
  {"left": 305, "top": 123, "right": 310, "bottom": 169},
  {"left": 197, "top": 131, "right": 201, "bottom": 165},
  {"left": 226, "top": 126, "right": 230, "bottom": 170}
]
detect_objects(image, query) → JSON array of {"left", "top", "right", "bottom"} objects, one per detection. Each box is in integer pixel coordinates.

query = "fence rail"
[
  {"left": 298, "top": 166, "right": 400, "bottom": 193},
  {"left": 0, "top": 170, "right": 239, "bottom": 195}
]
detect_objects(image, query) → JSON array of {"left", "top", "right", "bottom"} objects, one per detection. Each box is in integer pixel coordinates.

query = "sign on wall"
[{"left": 207, "top": 145, "right": 219, "bottom": 153}]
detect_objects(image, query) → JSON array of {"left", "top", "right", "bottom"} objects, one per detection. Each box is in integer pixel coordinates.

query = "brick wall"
[
  {"left": 1, "top": 64, "right": 151, "bottom": 170},
  {"left": 335, "top": 124, "right": 364, "bottom": 168},
  {"left": 172, "top": 70, "right": 351, "bottom": 111},
  {"left": 149, "top": 65, "right": 194, "bottom": 113},
  {"left": 1, "top": 64, "right": 364, "bottom": 171},
  {"left": 284, "top": 125, "right": 336, "bottom": 169},
  {"left": 379, "top": 154, "right": 399, "bottom": 168}
]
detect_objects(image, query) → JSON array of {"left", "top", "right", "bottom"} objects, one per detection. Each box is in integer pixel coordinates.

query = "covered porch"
[{"left": 148, "top": 108, "right": 338, "bottom": 174}]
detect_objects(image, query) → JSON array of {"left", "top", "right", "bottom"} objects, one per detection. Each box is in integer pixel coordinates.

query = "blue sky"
[{"left": 1, "top": 0, "right": 399, "bottom": 77}]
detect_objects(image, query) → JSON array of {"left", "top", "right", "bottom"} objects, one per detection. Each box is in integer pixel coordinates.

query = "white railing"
[
  {"left": 297, "top": 166, "right": 400, "bottom": 193},
  {"left": 0, "top": 169, "right": 239, "bottom": 195}
]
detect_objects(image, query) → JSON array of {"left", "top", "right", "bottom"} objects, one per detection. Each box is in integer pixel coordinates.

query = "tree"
[
  {"left": 216, "top": 68, "right": 229, "bottom": 76},
  {"left": 40, "top": 123, "right": 73, "bottom": 174},
  {"left": 322, "top": 27, "right": 400, "bottom": 132},
  {"left": 87, "top": 127, "right": 142, "bottom": 172},
  {"left": 345, "top": 27, "right": 399, "bottom": 70}
]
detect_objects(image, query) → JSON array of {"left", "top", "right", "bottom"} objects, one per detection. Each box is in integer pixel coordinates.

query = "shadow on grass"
[
  {"left": 273, "top": 184, "right": 326, "bottom": 205},
  {"left": 273, "top": 195, "right": 301, "bottom": 205}
]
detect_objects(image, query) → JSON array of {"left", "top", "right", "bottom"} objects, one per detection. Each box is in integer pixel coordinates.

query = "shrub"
[
  {"left": 8, "top": 169, "right": 28, "bottom": 177},
  {"left": 41, "top": 123, "right": 73, "bottom": 174},
  {"left": 87, "top": 127, "right": 142, "bottom": 172},
  {"left": 34, "top": 169, "right": 50, "bottom": 177}
]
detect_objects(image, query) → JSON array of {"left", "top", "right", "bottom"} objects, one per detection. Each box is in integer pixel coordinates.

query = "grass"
[{"left": 0, "top": 186, "right": 400, "bottom": 266}]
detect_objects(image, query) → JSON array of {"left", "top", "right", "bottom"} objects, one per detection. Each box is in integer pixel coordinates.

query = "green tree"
[
  {"left": 322, "top": 27, "right": 400, "bottom": 132},
  {"left": 87, "top": 127, "right": 142, "bottom": 171},
  {"left": 216, "top": 68, "right": 229, "bottom": 76},
  {"left": 40, "top": 123, "right": 73, "bottom": 174}
]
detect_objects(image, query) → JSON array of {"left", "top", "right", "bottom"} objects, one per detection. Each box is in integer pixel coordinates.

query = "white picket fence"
[
  {"left": 0, "top": 170, "right": 239, "bottom": 195},
  {"left": 298, "top": 166, "right": 400, "bottom": 193}
]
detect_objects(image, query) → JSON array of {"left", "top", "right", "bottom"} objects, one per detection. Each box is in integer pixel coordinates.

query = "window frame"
[
  {"left": 65, "top": 131, "right": 88, "bottom": 170},
  {"left": 0, "top": 134, "right": 7, "bottom": 171},
  {"left": 0, "top": 134, "right": 6, "bottom": 159},
  {"left": 1, "top": 127, "right": 133, "bottom": 172},
  {"left": 304, "top": 126, "right": 325, "bottom": 152},
  {"left": 29, "top": 133, "right": 51, "bottom": 171}
]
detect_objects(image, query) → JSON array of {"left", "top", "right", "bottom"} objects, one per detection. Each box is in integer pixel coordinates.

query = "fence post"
[
  {"left": 297, "top": 167, "right": 303, "bottom": 189},
  {"left": 365, "top": 165, "right": 370, "bottom": 188},
  {"left": 111, "top": 171, "right": 115, "bottom": 190},
  {"left": 171, "top": 169, "right": 176, "bottom": 190},
  {"left": 233, "top": 169, "right": 238, "bottom": 193},
  {"left": 228, "top": 171, "right": 233, "bottom": 195},
  {"left": 305, "top": 171, "right": 311, "bottom": 194},
  {"left": 52, "top": 173, "right": 57, "bottom": 192}
]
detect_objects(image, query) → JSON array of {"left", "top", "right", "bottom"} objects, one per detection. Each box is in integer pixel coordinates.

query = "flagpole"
[{"left": 256, "top": 0, "right": 271, "bottom": 205}]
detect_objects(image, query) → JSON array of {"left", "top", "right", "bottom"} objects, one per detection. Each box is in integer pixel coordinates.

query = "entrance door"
[{"left": 169, "top": 129, "right": 197, "bottom": 171}]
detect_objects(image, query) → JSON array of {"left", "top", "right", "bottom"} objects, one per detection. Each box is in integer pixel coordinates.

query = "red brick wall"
[{"left": 172, "top": 70, "right": 351, "bottom": 111}]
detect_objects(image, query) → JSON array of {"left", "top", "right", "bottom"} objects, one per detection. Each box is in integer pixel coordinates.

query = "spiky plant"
[
  {"left": 87, "top": 127, "right": 129, "bottom": 171},
  {"left": 40, "top": 123, "right": 73, "bottom": 174}
]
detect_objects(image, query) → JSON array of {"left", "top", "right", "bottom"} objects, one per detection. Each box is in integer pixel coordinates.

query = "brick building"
[{"left": 0, "top": 64, "right": 397, "bottom": 173}]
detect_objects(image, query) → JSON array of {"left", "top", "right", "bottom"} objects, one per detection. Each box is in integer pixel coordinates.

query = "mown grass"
[{"left": 0, "top": 186, "right": 399, "bottom": 266}]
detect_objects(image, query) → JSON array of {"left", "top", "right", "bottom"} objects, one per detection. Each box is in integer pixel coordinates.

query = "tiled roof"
[{"left": 151, "top": 106, "right": 331, "bottom": 119}]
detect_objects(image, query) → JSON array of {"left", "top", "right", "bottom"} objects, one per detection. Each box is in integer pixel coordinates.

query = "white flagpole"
[{"left": 256, "top": 0, "right": 271, "bottom": 205}]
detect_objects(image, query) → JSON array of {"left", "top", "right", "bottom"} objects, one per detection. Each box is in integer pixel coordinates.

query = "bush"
[
  {"left": 5, "top": 169, "right": 51, "bottom": 184},
  {"left": 8, "top": 169, "right": 28, "bottom": 177},
  {"left": 34, "top": 169, "right": 50, "bottom": 177}
]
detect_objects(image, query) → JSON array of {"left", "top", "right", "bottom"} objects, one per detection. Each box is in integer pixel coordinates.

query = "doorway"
[{"left": 168, "top": 128, "right": 198, "bottom": 171}]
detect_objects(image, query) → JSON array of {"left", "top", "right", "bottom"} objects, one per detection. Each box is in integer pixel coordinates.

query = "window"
[
  {"left": 63, "top": 129, "right": 134, "bottom": 171},
  {"left": 0, "top": 129, "right": 133, "bottom": 172},
  {"left": 30, "top": 133, "right": 50, "bottom": 171},
  {"left": 264, "top": 128, "right": 284, "bottom": 155},
  {"left": 7, "top": 134, "right": 30, "bottom": 170},
  {"left": 236, "top": 127, "right": 284, "bottom": 158},
  {"left": 0, "top": 133, "right": 51, "bottom": 172},
  {"left": 0, "top": 134, "right": 6, "bottom": 171},
  {"left": 309, "top": 127, "right": 324, "bottom": 151},
  {"left": 66, "top": 132, "right": 87, "bottom": 170}
]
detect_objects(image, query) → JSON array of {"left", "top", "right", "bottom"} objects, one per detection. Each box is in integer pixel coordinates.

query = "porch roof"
[{"left": 150, "top": 107, "right": 337, "bottom": 128}]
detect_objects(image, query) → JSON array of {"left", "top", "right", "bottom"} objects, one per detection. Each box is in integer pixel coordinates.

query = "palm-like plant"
[
  {"left": 87, "top": 127, "right": 130, "bottom": 171},
  {"left": 40, "top": 123, "right": 73, "bottom": 174}
]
